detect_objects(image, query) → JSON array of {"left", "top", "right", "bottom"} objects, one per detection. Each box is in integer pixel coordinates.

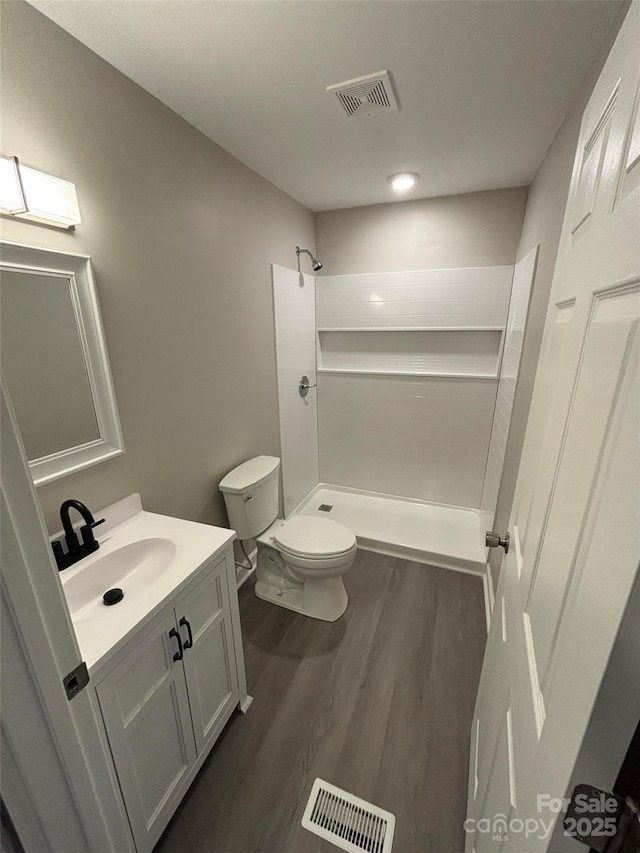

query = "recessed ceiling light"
[{"left": 387, "top": 172, "right": 419, "bottom": 192}]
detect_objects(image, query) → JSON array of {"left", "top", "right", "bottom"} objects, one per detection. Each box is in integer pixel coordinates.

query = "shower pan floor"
[{"left": 294, "top": 484, "right": 489, "bottom": 574}]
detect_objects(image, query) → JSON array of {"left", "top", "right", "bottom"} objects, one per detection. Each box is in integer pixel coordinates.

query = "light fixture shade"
[
  {"left": 388, "top": 172, "right": 419, "bottom": 191},
  {"left": 19, "top": 165, "right": 82, "bottom": 227},
  {"left": 0, "top": 156, "right": 26, "bottom": 214}
]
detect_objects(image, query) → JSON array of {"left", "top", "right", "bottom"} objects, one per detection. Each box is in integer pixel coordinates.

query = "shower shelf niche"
[{"left": 316, "top": 328, "right": 504, "bottom": 380}]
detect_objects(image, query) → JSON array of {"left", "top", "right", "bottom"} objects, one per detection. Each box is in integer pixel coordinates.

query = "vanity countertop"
[{"left": 57, "top": 494, "right": 235, "bottom": 674}]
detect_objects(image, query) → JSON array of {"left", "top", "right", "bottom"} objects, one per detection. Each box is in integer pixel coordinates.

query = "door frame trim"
[{"left": 1, "top": 380, "right": 134, "bottom": 853}]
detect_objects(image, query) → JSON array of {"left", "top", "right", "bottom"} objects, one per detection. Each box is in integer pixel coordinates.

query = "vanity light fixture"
[
  {"left": 0, "top": 155, "right": 82, "bottom": 228},
  {"left": 387, "top": 171, "right": 419, "bottom": 192},
  {"left": 0, "top": 156, "right": 25, "bottom": 214}
]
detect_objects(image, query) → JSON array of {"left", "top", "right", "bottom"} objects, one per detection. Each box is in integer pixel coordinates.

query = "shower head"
[{"left": 296, "top": 246, "right": 323, "bottom": 272}]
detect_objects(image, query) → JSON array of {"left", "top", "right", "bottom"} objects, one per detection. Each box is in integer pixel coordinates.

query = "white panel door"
[
  {"left": 467, "top": 7, "right": 640, "bottom": 852},
  {"left": 96, "top": 611, "right": 197, "bottom": 853},
  {"left": 272, "top": 264, "right": 319, "bottom": 516},
  {"left": 178, "top": 556, "right": 239, "bottom": 754}
]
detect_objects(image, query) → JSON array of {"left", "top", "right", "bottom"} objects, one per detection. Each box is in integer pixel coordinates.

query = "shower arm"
[{"left": 296, "top": 246, "right": 323, "bottom": 272}]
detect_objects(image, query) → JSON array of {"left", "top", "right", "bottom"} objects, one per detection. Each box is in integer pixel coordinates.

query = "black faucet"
[{"left": 52, "top": 499, "right": 105, "bottom": 571}]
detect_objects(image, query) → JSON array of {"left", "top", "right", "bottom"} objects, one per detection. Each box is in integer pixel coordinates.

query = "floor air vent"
[{"left": 302, "top": 779, "right": 395, "bottom": 852}]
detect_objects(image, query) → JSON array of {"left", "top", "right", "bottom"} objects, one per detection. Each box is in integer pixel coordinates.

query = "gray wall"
[
  {"left": 488, "top": 5, "right": 628, "bottom": 587},
  {"left": 315, "top": 187, "right": 528, "bottom": 275},
  {"left": 0, "top": 2, "right": 315, "bottom": 533}
]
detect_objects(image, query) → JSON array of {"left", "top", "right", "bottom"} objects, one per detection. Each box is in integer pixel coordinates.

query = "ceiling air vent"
[{"left": 327, "top": 70, "right": 399, "bottom": 119}]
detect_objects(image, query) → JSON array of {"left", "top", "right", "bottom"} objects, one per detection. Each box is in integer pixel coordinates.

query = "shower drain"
[
  {"left": 318, "top": 504, "right": 333, "bottom": 512},
  {"left": 302, "top": 778, "right": 395, "bottom": 852}
]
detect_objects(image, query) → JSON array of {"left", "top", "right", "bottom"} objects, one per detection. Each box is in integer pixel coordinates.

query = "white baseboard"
[{"left": 238, "top": 695, "right": 253, "bottom": 714}]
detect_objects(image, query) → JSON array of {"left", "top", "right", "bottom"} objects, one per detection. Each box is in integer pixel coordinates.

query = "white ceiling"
[{"left": 29, "top": 1, "right": 622, "bottom": 212}]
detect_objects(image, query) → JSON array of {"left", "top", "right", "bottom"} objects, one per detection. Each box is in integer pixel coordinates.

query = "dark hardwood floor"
[{"left": 155, "top": 550, "right": 486, "bottom": 853}]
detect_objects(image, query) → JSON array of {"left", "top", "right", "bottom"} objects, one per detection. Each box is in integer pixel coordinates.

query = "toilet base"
[
  {"left": 254, "top": 537, "right": 351, "bottom": 622},
  {"left": 255, "top": 576, "right": 348, "bottom": 622}
]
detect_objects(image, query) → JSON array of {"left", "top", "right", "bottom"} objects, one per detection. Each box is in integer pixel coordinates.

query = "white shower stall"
[{"left": 271, "top": 253, "right": 536, "bottom": 576}]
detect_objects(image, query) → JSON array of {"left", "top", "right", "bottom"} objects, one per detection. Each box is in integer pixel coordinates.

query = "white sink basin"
[
  {"left": 55, "top": 495, "right": 236, "bottom": 674},
  {"left": 64, "top": 537, "right": 177, "bottom": 622}
]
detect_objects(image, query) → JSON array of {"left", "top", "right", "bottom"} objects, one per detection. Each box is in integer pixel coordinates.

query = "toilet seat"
[
  {"left": 274, "top": 516, "right": 356, "bottom": 559},
  {"left": 280, "top": 546, "right": 358, "bottom": 575}
]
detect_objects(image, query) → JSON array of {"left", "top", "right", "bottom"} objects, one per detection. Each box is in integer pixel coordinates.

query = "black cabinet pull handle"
[
  {"left": 168, "top": 627, "right": 183, "bottom": 662},
  {"left": 179, "top": 617, "right": 193, "bottom": 650}
]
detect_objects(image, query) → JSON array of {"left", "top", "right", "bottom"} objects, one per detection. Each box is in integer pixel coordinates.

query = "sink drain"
[{"left": 103, "top": 588, "right": 124, "bottom": 606}]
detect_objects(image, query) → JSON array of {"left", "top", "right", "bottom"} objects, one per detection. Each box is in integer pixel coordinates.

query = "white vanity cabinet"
[{"left": 94, "top": 550, "right": 242, "bottom": 853}]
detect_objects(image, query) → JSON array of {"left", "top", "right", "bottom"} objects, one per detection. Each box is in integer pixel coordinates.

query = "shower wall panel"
[
  {"left": 316, "top": 266, "right": 514, "bottom": 508},
  {"left": 318, "top": 374, "right": 498, "bottom": 507},
  {"left": 481, "top": 246, "right": 538, "bottom": 513},
  {"left": 272, "top": 264, "right": 319, "bottom": 516}
]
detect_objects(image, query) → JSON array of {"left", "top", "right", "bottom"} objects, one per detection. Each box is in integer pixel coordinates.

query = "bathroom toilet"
[{"left": 219, "top": 456, "right": 356, "bottom": 621}]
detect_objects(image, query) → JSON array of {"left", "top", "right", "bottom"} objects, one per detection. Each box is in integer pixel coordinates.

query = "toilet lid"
[{"left": 274, "top": 516, "right": 356, "bottom": 558}]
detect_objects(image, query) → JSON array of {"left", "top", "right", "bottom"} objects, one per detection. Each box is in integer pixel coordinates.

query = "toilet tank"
[{"left": 219, "top": 456, "right": 280, "bottom": 540}]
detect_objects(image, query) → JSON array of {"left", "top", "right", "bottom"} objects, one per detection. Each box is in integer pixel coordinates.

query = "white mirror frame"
[{"left": 0, "top": 240, "right": 124, "bottom": 485}]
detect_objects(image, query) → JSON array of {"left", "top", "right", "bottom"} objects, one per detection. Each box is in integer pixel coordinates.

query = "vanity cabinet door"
[
  {"left": 177, "top": 556, "right": 239, "bottom": 755},
  {"left": 96, "top": 610, "right": 197, "bottom": 853}
]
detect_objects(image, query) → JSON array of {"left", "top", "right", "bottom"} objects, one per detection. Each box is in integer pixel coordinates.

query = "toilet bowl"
[
  {"left": 255, "top": 516, "right": 356, "bottom": 621},
  {"left": 219, "top": 457, "right": 356, "bottom": 621}
]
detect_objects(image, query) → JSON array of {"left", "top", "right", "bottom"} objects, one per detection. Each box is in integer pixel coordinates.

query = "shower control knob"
[
  {"left": 298, "top": 375, "right": 317, "bottom": 398},
  {"left": 486, "top": 530, "right": 510, "bottom": 554}
]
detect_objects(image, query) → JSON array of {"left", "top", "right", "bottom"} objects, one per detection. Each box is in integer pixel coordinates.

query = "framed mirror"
[{"left": 1, "top": 240, "right": 124, "bottom": 485}]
